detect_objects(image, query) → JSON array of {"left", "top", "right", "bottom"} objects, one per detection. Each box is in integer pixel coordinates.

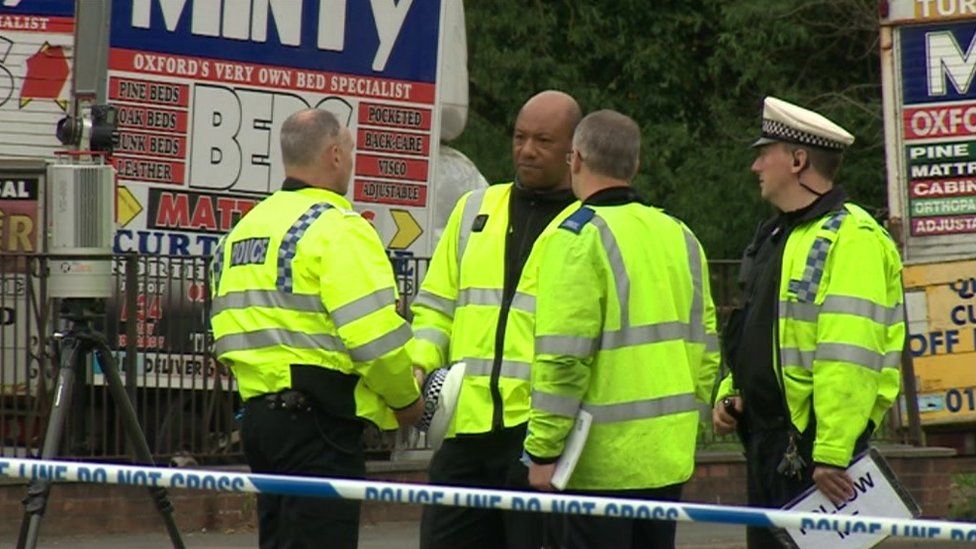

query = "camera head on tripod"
[
  {"left": 59, "top": 298, "right": 104, "bottom": 325},
  {"left": 55, "top": 104, "right": 118, "bottom": 154}
]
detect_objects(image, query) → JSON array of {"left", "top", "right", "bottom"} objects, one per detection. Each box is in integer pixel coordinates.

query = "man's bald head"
[
  {"left": 280, "top": 108, "right": 354, "bottom": 194},
  {"left": 517, "top": 90, "right": 583, "bottom": 130},
  {"left": 512, "top": 90, "right": 582, "bottom": 190}
]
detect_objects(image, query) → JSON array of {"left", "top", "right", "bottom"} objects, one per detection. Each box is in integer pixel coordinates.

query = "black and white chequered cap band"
[
  {"left": 416, "top": 367, "right": 449, "bottom": 431},
  {"left": 760, "top": 119, "right": 847, "bottom": 151}
]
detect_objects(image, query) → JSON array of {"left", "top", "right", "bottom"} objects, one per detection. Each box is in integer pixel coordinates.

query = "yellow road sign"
[
  {"left": 904, "top": 259, "right": 976, "bottom": 426},
  {"left": 388, "top": 209, "right": 422, "bottom": 250},
  {"left": 117, "top": 186, "right": 142, "bottom": 228}
]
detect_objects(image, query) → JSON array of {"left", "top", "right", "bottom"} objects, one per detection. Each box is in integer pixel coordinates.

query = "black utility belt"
[{"left": 261, "top": 389, "right": 313, "bottom": 412}]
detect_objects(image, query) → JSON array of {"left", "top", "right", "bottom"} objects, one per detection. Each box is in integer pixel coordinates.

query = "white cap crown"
[{"left": 753, "top": 96, "right": 854, "bottom": 151}]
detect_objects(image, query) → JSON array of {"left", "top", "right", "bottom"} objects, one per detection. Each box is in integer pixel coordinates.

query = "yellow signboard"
[
  {"left": 884, "top": 0, "right": 976, "bottom": 22},
  {"left": 388, "top": 209, "right": 422, "bottom": 250},
  {"left": 904, "top": 259, "right": 976, "bottom": 425},
  {"left": 116, "top": 185, "right": 142, "bottom": 228},
  {"left": 914, "top": 0, "right": 976, "bottom": 20}
]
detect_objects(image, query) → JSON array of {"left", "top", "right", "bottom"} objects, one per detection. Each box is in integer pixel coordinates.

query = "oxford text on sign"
[{"left": 907, "top": 106, "right": 976, "bottom": 137}]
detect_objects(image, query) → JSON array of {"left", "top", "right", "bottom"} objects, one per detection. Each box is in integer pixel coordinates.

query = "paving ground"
[{"left": 34, "top": 521, "right": 976, "bottom": 548}]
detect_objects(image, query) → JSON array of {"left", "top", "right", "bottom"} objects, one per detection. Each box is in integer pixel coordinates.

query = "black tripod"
[{"left": 18, "top": 300, "right": 185, "bottom": 549}]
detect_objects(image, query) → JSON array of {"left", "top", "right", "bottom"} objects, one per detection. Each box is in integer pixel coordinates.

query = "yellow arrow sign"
[
  {"left": 117, "top": 185, "right": 142, "bottom": 228},
  {"left": 388, "top": 209, "right": 422, "bottom": 250}
]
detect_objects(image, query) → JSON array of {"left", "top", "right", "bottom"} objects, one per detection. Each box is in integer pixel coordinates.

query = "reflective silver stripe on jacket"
[
  {"left": 531, "top": 390, "right": 581, "bottom": 417},
  {"left": 816, "top": 343, "right": 895, "bottom": 372},
  {"left": 537, "top": 318, "right": 714, "bottom": 357},
  {"left": 458, "top": 287, "right": 500, "bottom": 307},
  {"left": 781, "top": 345, "right": 900, "bottom": 372},
  {"left": 582, "top": 392, "right": 698, "bottom": 424},
  {"left": 535, "top": 334, "right": 599, "bottom": 358},
  {"left": 705, "top": 333, "right": 720, "bottom": 353},
  {"left": 884, "top": 351, "right": 902, "bottom": 368},
  {"left": 683, "top": 229, "right": 707, "bottom": 344},
  {"left": 601, "top": 321, "right": 693, "bottom": 350},
  {"left": 414, "top": 327, "right": 450, "bottom": 350},
  {"left": 464, "top": 358, "right": 531, "bottom": 381},
  {"left": 348, "top": 323, "right": 412, "bottom": 362},
  {"left": 214, "top": 328, "right": 345, "bottom": 356},
  {"left": 780, "top": 347, "right": 814, "bottom": 370},
  {"left": 781, "top": 297, "right": 903, "bottom": 326},
  {"left": 458, "top": 287, "right": 535, "bottom": 314},
  {"left": 511, "top": 292, "right": 536, "bottom": 314},
  {"left": 212, "top": 290, "right": 326, "bottom": 316},
  {"left": 457, "top": 188, "right": 488, "bottom": 265},
  {"left": 591, "top": 216, "right": 630, "bottom": 326},
  {"left": 413, "top": 290, "right": 456, "bottom": 318},
  {"left": 331, "top": 288, "right": 396, "bottom": 327}
]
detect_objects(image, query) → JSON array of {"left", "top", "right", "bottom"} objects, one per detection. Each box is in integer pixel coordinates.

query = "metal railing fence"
[{"left": 0, "top": 253, "right": 915, "bottom": 464}]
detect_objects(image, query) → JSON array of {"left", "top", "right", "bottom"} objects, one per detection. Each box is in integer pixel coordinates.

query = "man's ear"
[
  {"left": 791, "top": 149, "right": 808, "bottom": 173},
  {"left": 326, "top": 142, "right": 340, "bottom": 169}
]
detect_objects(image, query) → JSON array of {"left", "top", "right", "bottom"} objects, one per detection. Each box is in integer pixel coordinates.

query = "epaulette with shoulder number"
[{"left": 559, "top": 207, "right": 596, "bottom": 234}]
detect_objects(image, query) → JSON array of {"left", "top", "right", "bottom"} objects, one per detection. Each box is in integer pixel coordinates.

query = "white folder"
[{"left": 550, "top": 409, "right": 593, "bottom": 491}]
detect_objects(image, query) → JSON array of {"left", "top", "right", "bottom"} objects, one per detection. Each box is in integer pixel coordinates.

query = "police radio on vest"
[{"left": 130, "top": 0, "right": 415, "bottom": 71}]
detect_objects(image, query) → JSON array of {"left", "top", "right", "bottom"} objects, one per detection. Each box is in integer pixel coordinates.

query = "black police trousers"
[
  {"left": 558, "top": 483, "right": 683, "bottom": 549},
  {"left": 242, "top": 394, "right": 365, "bottom": 549},
  {"left": 743, "top": 421, "right": 872, "bottom": 548},
  {"left": 420, "top": 424, "right": 551, "bottom": 549}
]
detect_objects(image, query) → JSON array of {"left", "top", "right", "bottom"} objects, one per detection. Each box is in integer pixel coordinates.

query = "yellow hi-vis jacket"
[
  {"left": 210, "top": 185, "right": 419, "bottom": 430},
  {"left": 409, "top": 183, "right": 578, "bottom": 437},
  {"left": 716, "top": 203, "right": 904, "bottom": 467},
  {"left": 524, "top": 202, "right": 721, "bottom": 490}
]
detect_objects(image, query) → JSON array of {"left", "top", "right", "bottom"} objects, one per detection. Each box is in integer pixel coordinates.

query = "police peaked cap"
[{"left": 752, "top": 96, "right": 855, "bottom": 151}]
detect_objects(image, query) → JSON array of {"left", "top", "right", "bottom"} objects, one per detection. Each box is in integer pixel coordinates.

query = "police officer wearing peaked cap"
[
  {"left": 713, "top": 97, "right": 904, "bottom": 548},
  {"left": 210, "top": 109, "right": 425, "bottom": 549}
]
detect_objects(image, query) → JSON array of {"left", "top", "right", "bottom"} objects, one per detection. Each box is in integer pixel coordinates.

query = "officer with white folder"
[{"left": 523, "top": 110, "right": 721, "bottom": 549}]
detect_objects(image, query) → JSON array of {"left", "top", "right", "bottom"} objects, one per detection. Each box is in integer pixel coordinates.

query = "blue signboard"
[
  {"left": 110, "top": 0, "right": 440, "bottom": 82},
  {"left": 0, "top": 0, "right": 74, "bottom": 17},
  {"left": 902, "top": 22, "right": 976, "bottom": 104}
]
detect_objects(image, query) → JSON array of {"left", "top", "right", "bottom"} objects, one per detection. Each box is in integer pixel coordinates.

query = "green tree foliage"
[{"left": 452, "top": 0, "right": 885, "bottom": 258}]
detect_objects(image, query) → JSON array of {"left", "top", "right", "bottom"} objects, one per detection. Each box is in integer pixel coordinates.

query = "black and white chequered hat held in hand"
[
  {"left": 417, "top": 368, "right": 449, "bottom": 432},
  {"left": 415, "top": 363, "right": 466, "bottom": 451}
]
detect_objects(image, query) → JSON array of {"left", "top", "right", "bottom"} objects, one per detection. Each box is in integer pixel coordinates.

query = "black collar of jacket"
[
  {"left": 583, "top": 185, "right": 644, "bottom": 206},
  {"left": 282, "top": 177, "right": 313, "bottom": 191},
  {"left": 782, "top": 185, "right": 847, "bottom": 227},
  {"left": 511, "top": 180, "right": 575, "bottom": 203},
  {"left": 740, "top": 185, "right": 848, "bottom": 278}
]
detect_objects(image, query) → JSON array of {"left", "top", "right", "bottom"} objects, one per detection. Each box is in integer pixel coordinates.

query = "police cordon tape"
[{"left": 1, "top": 457, "right": 974, "bottom": 542}]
